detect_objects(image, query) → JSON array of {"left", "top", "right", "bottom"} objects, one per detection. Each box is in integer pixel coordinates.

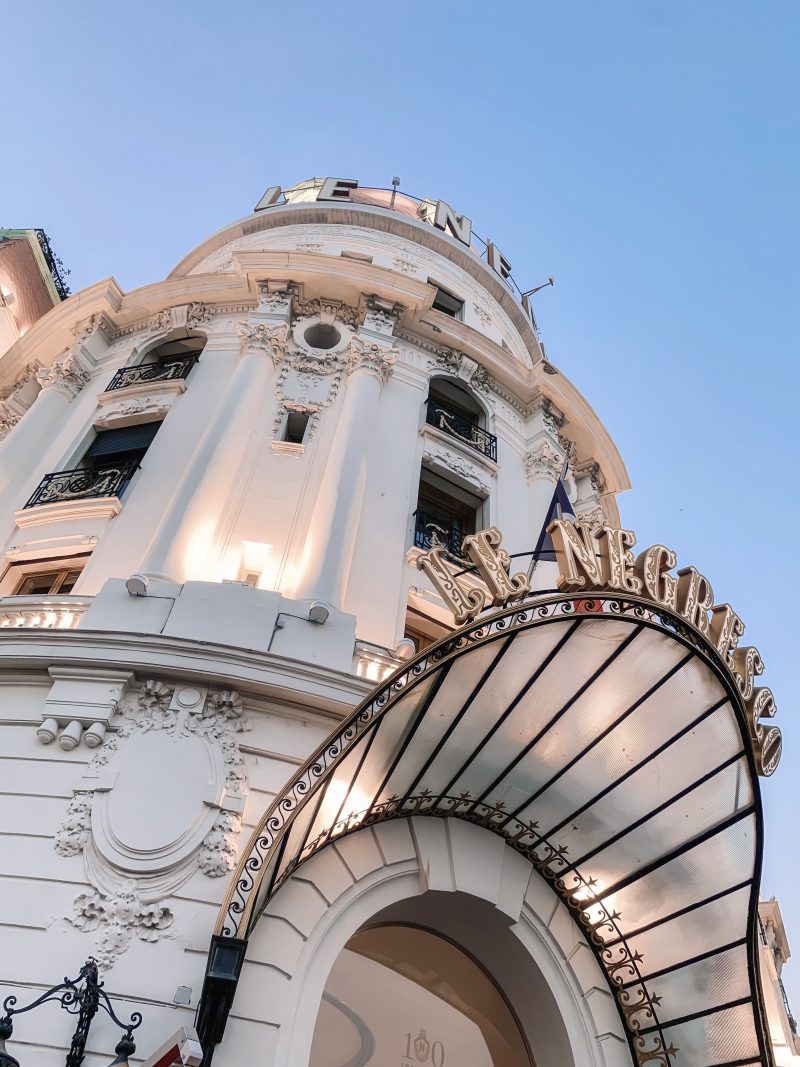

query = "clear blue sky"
[{"left": 5, "top": 0, "right": 799, "bottom": 998}]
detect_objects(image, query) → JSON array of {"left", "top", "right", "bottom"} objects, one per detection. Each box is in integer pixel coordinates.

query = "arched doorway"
[{"left": 310, "top": 919, "right": 532, "bottom": 1066}]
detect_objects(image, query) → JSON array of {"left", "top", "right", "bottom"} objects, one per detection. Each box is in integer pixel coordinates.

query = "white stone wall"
[{"left": 0, "top": 195, "right": 633, "bottom": 1064}]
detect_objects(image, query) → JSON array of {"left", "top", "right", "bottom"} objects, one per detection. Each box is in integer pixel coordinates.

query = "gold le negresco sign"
[{"left": 415, "top": 521, "right": 781, "bottom": 777}]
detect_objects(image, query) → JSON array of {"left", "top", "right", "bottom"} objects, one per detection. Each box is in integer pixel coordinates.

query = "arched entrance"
[{"left": 200, "top": 593, "right": 775, "bottom": 1066}]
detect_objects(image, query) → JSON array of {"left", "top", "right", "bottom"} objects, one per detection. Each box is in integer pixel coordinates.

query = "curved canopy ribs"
[{"left": 214, "top": 594, "right": 773, "bottom": 1067}]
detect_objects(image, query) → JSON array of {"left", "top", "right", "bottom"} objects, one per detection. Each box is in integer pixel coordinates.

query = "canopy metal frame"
[{"left": 209, "top": 593, "right": 774, "bottom": 1067}]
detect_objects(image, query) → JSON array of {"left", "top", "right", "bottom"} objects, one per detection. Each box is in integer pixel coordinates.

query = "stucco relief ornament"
[
  {"left": 362, "top": 305, "right": 397, "bottom": 336},
  {"left": 55, "top": 680, "right": 250, "bottom": 941},
  {"left": 292, "top": 298, "right": 359, "bottom": 327},
  {"left": 148, "top": 307, "right": 174, "bottom": 333},
  {"left": 421, "top": 448, "right": 490, "bottom": 495},
  {"left": 186, "top": 302, "right": 213, "bottom": 328},
  {"left": 71, "top": 314, "right": 100, "bottom": 342},
  {"left": 237, "top": 321, "right": 289, "bottom": 368},
  {"left": 35, "top": 351, "right": 90, "bottom": 399},
  {"left": 68, "top": 880, "right": 173, "bottom": 971},
  {"left": 54, "top": 793, "right": 93, "bottom": 856},
  {"left": 576, "top": 504, "right": 605, "bottom": 529},
  {"left": 523, "top": 438, "right": 565, "bottom": 483},
  {"left": 0, "top": 403, "right": 20, "bottom": 439},
  {"left": 392, "top": 256, "right": 417, "bottom": 275},
  {"left": 346, "top": 338, "right": 397, "bottom": 385},
  {"left": 257, "top": 285, "right": 293, "bottom": 314},
  {"left": 472, "top": 300, "right": 492, "bottom": 326}
]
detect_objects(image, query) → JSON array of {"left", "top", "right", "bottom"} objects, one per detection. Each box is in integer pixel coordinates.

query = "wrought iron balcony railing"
[
  {"left": 105, "top": 355, "right": 198, "bottom": 392},
  {"left": 24, "top": 460, "right": 140, "bottom": 509},
  {"left": 425, "top": 399, "right": 497, "bottom": 461},
  {"left": 414, "top": 509, "right": 467, "bottom": 558}
]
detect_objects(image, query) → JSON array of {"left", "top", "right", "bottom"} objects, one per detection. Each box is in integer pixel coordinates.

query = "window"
[
  {"left": 404, "top": 607, "right": 453, "bottom": 653},
  {"left": 426, "top": 378, "right": 497, "bottom": 461},
  {"left": 82, "top": 421, "right": 162, "bottom": 473},
  {"left": 2, "top": 553, "right": 91, "bottom": 596},
  {"left": 282, "top": 411, "right": 310, "bottom": 445},
  {"left": 414, "top": 467, "right": 483, "bottom": 559},
  {"left": 105, "top": 335, "right": 203, "bottom": 392},
  {"left": 310, "top": 923, "right": 532, "bottom": 1066},
  {"left": 430, "top": 282, "right": 464, "bottom": 320},
  {"left": 14, "top": 568, "right": 82, "bottom": 595},
  {"left": 140, "top": 334, "right": 205, "bottom": 366}
]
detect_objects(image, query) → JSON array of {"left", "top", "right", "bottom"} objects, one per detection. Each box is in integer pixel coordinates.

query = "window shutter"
[{"left": 85, "top": 421, "right": 162, "bottom": 458}]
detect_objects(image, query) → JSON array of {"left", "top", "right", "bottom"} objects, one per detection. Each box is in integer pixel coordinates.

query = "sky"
[{"left": 4, "top": 0, "right": 800, "bottom": 1002}]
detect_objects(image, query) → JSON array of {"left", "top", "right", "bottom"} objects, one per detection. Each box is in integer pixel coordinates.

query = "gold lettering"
[
  {"left": 462, "top": 527, "right": 529, "bottom": 606},
  {"left": 676, "top": 566, "right": 714, "bottom": 635},
  {"left": 414, "top": 545, "right": 487, "bottom": 626},
  {"left": 634, "top": 544, "right": 677, "bottom": 610},
  {"left": 709, "top": 604, "right": 744, "bottom": 671},
  {"left": 597, "top": 527, "right": 642, "bottom": 593},
  {"left": 747, "top": 687, "right": 781, "bottom": 776},
  {"left": 733, "top": 646, "right": 763, "bottom": 702},
  {"left": 548, "top": 520, "right": 603, "bottom": 590}
]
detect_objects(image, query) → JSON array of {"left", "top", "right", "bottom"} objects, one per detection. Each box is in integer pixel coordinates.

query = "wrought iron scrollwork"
[
  {"left": 0, "top": 958, "right": 142, "bottom": 1067},
  {"left": 104, "top": 356, "right": 198, "bottom": 393},
  {"left": 425, "top": 399, "right": 497, "bottom": 461},
  {"left": 414, "top": 509, "right": 466, "bottom": 558},
  {"left": 24, "top": 461, "right": 139, "bottom": 509}
]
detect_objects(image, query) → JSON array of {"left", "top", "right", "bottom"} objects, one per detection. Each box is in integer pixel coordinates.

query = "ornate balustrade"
[
  {"left": 414, "top": 509, "right": 467, "bottom": 558},
  {"left": 104, "top": 355, "right": 198, "bottom": 392},
  {"left": 425, "top": 398, "right": 497, "bottom": 461},
  {"left": 0, "top": 595, "right": 91, "bottom": 630},
  {"left": 24, "top": 460, "right": 139, "bottom": 508}
]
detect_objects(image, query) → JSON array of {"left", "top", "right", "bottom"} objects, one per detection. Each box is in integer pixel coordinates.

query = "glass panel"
[
  {"left": 59, "top": 571, "right": 81, "bottom": 593},
  {"left": 16, "top": 571, "right": 60, "bottom": 595},
  {"left": 309, "top": 924, "right": 532, "bottom": 1067},
  {"left": 660, "top": 1001, "right": 760, "bottom": 1066}
]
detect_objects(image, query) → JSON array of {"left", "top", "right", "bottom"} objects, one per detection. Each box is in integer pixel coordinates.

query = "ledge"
[
  {"left": 96, "top": 379, "right": 187, "bottom": 406},
  {"left": 15, "top": 496, "right": 122, "bottom": 528}
]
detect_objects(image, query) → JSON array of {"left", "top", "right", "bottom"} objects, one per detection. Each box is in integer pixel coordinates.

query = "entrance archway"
[
  {"left": 203, "top": 593, "right": 774, "bottom": 1066},
  {"left": 235, "top": 816, "right": 626, "bottom": 1067}
]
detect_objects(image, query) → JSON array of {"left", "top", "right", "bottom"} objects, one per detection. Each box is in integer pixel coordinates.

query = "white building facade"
[{"left": 0, "top": 178, "right": 793, "bottom": 1067}]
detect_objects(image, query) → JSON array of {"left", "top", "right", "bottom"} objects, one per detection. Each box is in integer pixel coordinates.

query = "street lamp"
[{"left": 0, "top": 958, "right": 143, "bottom": 1067}]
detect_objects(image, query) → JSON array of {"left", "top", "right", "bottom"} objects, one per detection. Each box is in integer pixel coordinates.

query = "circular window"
[
  {"left": 304, "top": 322, "right": 341, "bottom": 350},
  {"left": 310, "top": 923, "right": 532, "bottom": 1066}
]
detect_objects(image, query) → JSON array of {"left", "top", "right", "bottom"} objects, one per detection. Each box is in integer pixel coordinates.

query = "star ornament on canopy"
[{"left": 203, "top": 522, "right": 782, "bottom": 1066}]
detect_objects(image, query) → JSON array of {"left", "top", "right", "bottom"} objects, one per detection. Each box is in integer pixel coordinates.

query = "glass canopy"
[{"left": 219, "top": 593, "right": 771, "bottom": 1067}]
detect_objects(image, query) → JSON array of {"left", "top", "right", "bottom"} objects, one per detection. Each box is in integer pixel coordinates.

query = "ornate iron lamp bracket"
[{"left": 0, "top": 958, "right": 142, "bottom": 1067}]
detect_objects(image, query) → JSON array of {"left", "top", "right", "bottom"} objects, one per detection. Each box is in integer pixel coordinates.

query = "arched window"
[
  {"left": 310, "top": 923, "right": 533, "bottom": 1067},
  {"left": 104, "top": 333, "right": 204, "bottom": 393},
  {"left": 425, "top": 377, "right": 496, "bottom": 461}
]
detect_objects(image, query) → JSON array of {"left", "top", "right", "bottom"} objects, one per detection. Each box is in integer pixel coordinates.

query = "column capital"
[
  {"left": 35, "top": 348, "right": 90, "bottom": 400},
  {"left": 236, "top": 321, "right": 289, "bottom": 369},
  {"left": 71, "top": 311, "right": 114, "bottom": 344},
  {"left": 523, "top": 434, "right": 566, "bottom": 484},
  {"left": 345, "top": 337, "right": 397, "bottom": 386}
]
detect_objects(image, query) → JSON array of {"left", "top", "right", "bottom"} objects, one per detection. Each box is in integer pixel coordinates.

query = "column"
[
  {"left": 294, "top": 336, "right": 397, "bottom": 608},
  {"left": 140, "top": 318, "right": 289, "bottom": 581},
  {"left": 0, "top": 349, "right": 90, "bottom": 505}
]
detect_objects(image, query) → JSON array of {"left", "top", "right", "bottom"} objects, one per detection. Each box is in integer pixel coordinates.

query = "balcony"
[
  {"left": 105, "top": 355, "right": 198, "bottom": 392},
  {"left": 414, "top": 509, "right": 467, "bottom": 559},
  {"left": 425, "top": 398, "right": 497, "bottom": 461},
  {"left": 24, "top": 460, "right": 139, "bottom": 509}
]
